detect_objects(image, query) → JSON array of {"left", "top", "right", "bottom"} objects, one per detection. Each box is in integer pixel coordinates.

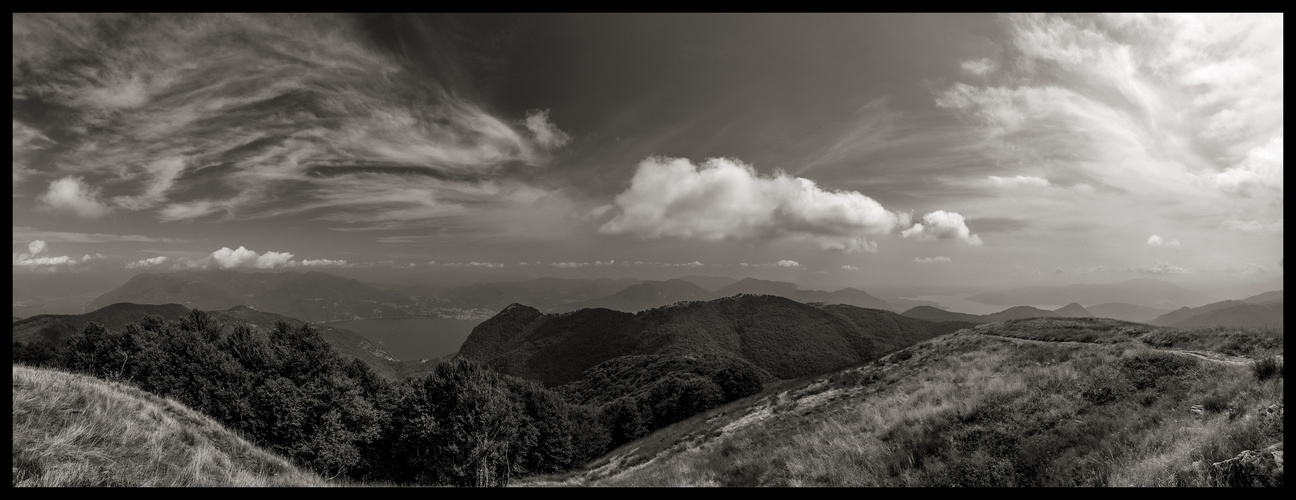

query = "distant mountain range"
[
  {"left": 458, "top": 294, "right": 973, "bottom": 387},
  {"left": 966, "top": 278, "right": 1216, "bottom": 309},
  {"left": 1149, "top": 291, "right": 1283, "bottom": 328},
  {"left": 86, "top": 271, "right": 417, "bottom": 323},
  {"left": 900, "top": 302, "right": 1093, "bottom": 324}
]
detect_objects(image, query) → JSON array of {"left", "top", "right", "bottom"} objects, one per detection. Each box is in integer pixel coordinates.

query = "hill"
[
  {"left": 14, "top": 302, "right": 399, "bottom": 380},
  {"left": 967, "top": 278, "right": 1215, "bottom": 309},
  {"left": 433, "top": 277, "right": 642, "bottom": 311},
  {"left": 459, "top": 295, "right": 970, "bottom": 387},
  {"left": 1242, "top": 290, "right": 1283, "bottom": 305},
  {"left": 13, "top": 364, "right": 328, "bottom": 487},
  {"left": 1161, "top": 301, "right": 1284, "bottom": 329},
  {"left": 1052, "top": 302, "right": 1093, "bottom": 317},
  {"left": 86, "top": 270, "right": 417, "bottom": 323},
  {"left": 899, "top": 304, "right": 1067, "bottom": 324},
  {"left": 678, "top": 275, "right": 739, "bottom": 292},
  {"left": 523, "top": 318, "right": 1284, "bottom": 487},
  {"left": 547, "top": 279, "right": 718, "bottom": 313},
  {"left": 900, "top": 305, "right": 989, "bottom": 323},
  {"left": 13, "top": 302, "right": 192, "bottom": 346},
  {"left": 715, "top": 278, "right": 800, "bottom": 299},
  {"left": 1086, "top": 303, "right": 1174, "bottom": 323}
]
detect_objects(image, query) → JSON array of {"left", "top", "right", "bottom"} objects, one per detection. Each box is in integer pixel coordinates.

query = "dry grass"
[
  {"left": 528, "top": 323, "right": 1283, "bottom": 487},
  {"left": 12, "top": 364, "right": 332, "bottom": 487}
]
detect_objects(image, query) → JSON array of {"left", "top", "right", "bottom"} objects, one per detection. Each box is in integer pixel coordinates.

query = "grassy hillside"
[
  {"left": 521, "top": 319, "right": 1283, "bottom": 487},
  {"left": 13, "top": 365, "right": 330, "bottom": 487}
]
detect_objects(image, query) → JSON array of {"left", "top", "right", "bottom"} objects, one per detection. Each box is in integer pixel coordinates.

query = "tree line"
[{"left": 12, "top": 310, "right": 763, "bottom": 485}]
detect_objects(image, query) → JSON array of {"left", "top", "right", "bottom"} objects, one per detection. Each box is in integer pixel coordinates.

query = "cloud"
[
  {"left": 912, "top": 256, "right": 952, "bottom": 264},
  {"left": 987, "top": 175, "right": 1052, "bottom": 189},
  {"left": 900, "top": 211, "right": 983, "bottom": 245},
  {"left": 1146, "top": 235, "right": 1180, "bottom": 248},
  {"left": 1130, "top": 261, "right": 1191, "bottom": 274},
  {"left": 1224, "top": 263, "right": 1269, "bottom": 275},
  {"left": 549, "top": 260, "right": 618, "bottom": 268},
  {"left": 961, "top": 58, "right": 994, "bottom": 75},
  {"left": 12, "top": 14, "right": 572, "bottom": 231},
  {"left": 1051, "top": 267, "right": 1066, "bottom": 274},
  {"left": 209, "top": 246, "right": 296, "bottom": 269},
  {"left": 840, "top": 265, "right": 861, "bottom": 271},
  {"left": 524, "top": 109, "right": 571, "bottom": 150},
  {"left": 600, "top": 157, "right": 908, "bottom": 252},
  {"left": 255, "top": 251, "right": 295, "bottom": 269},
  {"left": 12, "top": 226, "right": 185, "bottom": 244},
  {"left": 1220, "top": 218, "right": 1283, "bottom": 234},
  {"left": 775, "top": 260, "right": 801, "bottom": 268},
  {"left": 1211, "top": 136, "right": 1283, "bottom": 198},
  {"left": 12, "top": 241, "right": 102, "bottom": 270},
  {"left": 126, "top": 256, "right": 169, "bottom": 269},
  {"left": 300, "top": 259, "right": 349, "bottom": 267},
  {"left": 36, "top": 177, "right": 113, "bottom": 218},
  {"left": 1073, "top": 266, "right": 1106, "bottom": 274},
  {"left": 443, "top": 261, "right": 505, "bottom": 268}
]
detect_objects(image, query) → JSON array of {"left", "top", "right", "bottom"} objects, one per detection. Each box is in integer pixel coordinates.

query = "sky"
[{"left": 12, "top": 13, "right": 1285, "bottom": 292}]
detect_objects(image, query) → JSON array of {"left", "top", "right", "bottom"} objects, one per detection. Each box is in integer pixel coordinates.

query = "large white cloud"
[
  {"left": 209, "top": 246, "right": 296, "bottom": 269},
  {"left": 599, "top": 157, "right": 909, "bottom": 252},
  {"left": 37, "top": 177, "right": 113, "bottom": 218},
  {"left": 900, "top": 211, "right": 983, "bottom": 245}
]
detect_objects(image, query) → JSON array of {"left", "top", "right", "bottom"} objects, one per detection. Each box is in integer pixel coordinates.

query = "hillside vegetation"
[
  {"left": 13, "top": 365, "right": 329, "bottom": 487},
  {"left": 460, "top": 295, "right": 969, "bottom": 387},
  {"left": 523, "top": 318, "right": 1283, "bottom": 487}
]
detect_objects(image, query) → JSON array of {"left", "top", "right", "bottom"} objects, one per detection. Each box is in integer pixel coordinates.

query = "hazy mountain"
[
  {"left": 677, "top": 275, "right": 739, "bottom": 292},
  {"left": 1152, "top": 299, "right": 1284, "bottom": 328},
  {"left": 818, "top": 288, "right": 894, "bottom": 311},
  {"left": 1214, "top": 276, "right": 1284, "bottom": 301},
  {"left": 899, "top": 304, "right": 1066, "bottom": 324},
  {"left": 1052, "top": 303, "right": 1093, "bottom": 318},
  {"left": 715, "top": 278, "right": 800, "bottom": 299},
  {"left": 87, "top": 270, "right": 417, "bottom": 323},
  {"left": 1086, "top": 303, "right": 1174, "bottom": 323},
  {"left": 884, "top": 298, "right": 945, "bottom": 312},
  {"left": 435, "top": 277, "right": 642, "bottom": 311},
  {"left": 1242, "top": 290, "right": 1283, "bottom": 304},
  {"left": 983, "top": 306, "right": 1059, "bottom": 323},
  {"left": 458, "top": 295, "right": 971, "bottom": 387},
  {"left": 13, "top": 302, "right": 399, "bottom": 380},
  {"left": 13, "top": 273, "right": 122, "bottom": 298},
  {"left": 547, "top": 279, "right": 718, "bottom": 313},
  {"left": 1150, "top": 300, "right": 1250, "bottom": 326},
  {"left": 899, "top": 306, "right": 989, "bottom": 324},
  {"left": 13, "top": 302, "right": 193, "bottom": 346},
  {"left": 966, "top": 278, "right": 1215, "bottom": 309}
]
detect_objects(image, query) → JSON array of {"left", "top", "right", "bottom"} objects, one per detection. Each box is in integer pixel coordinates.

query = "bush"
[
  {"left": 1251, "top": 356, "right": 1283, "bottom": 382},
  {"left": 1201, "top": 394, "right": 1230, "bottom": 414}
]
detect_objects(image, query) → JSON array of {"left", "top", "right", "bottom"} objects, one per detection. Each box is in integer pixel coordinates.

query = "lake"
[{"left": 324, "top": 317, "right": 482, "bottom": 361}]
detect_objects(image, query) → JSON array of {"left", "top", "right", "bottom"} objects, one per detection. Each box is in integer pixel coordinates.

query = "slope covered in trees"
[
  {"left": 460, "top": 295, "right": 971, "bottom": 386},
  {"left": 13, "top": 310, "right": 613, "bottom": 486}
]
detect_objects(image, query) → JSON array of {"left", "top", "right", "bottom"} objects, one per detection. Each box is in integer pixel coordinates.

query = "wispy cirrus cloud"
[
  {"left": 935, "top": 14, "right": 1282, "bottom": 268},
  {"left": 13, "top": 226, "right": 186, "bottom": 245},
  {"left": 12, "top": 14, "right": 572, "bottom": 230}
]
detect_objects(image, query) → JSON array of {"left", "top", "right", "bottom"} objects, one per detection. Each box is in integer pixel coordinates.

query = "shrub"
[
  {"left": 1251, "top": 356, "right": 1283, "bottom": 382},
  {"left": 1201, "top": 394, "right": 1230, "bottom": 414}
]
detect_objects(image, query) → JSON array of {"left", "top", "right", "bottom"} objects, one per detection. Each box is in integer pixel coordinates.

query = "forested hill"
[
  {"left": 458, "top": 295, "right": 972, "bottom": 387},
  {"left": 14, "top": 302, "right": 399, "bottom": 380}
]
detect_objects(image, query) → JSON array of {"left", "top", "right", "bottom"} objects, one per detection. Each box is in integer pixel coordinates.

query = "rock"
[
  {"left": 1191, "top": 404, "right": 1204, "bottom": 415},
  {"left": 1212, "top": 443, "right": 1283, "bottom": 487}
]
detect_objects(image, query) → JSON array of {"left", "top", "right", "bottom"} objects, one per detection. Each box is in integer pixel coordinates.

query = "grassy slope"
[
  {"left": 520, "top": 319, "right": 1283, "bottom": 487},
  {"left": 13, "top": 365, "right": 331, "bottom": 487}
]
